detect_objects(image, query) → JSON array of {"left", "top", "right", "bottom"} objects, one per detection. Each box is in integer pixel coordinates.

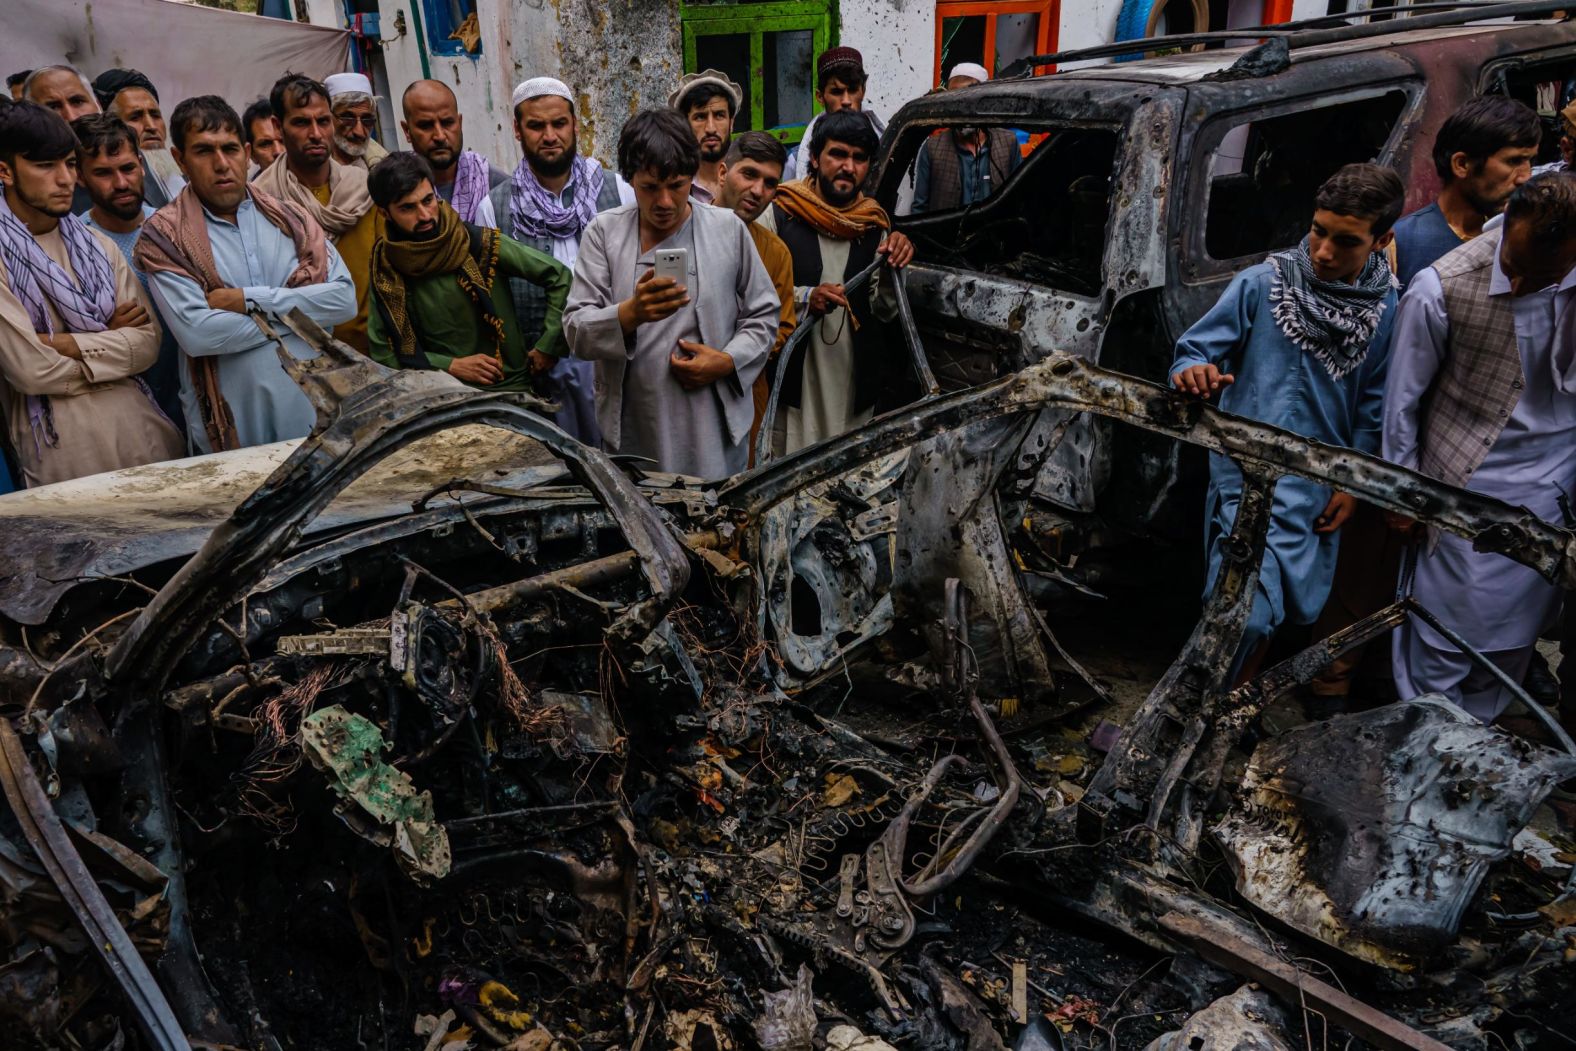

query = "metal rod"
[
  {"left": 754, "top": 258, "right": 882, "bottom": 468},
  {"left": 1403, "top": 598, "right": 1576, "bottom": 754},
  {"left": 0, "top": 719, "right": 191, "bottom": 1051}
]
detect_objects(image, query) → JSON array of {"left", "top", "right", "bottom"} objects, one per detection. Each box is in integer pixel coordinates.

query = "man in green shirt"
[{"left": 367, "top": 151, "right": 571, "bottom": 390}]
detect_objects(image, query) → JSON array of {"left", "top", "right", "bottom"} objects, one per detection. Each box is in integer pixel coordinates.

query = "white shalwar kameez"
[{"left": 1383, "top": 250, "right": 1576, "bottom": 721}]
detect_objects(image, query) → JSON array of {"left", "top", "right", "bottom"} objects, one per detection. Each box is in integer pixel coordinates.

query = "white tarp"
[{"left": 0, "top": 0, "right": 349, "bottom": 115}]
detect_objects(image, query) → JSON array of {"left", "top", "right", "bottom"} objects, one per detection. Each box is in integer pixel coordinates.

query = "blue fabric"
[
  {"left": 146, "top": 195, "right": 356, "bottom": 453},
  {"left": 1390, "top": 203, "right": 1464, "bottom": 290},
  {"left": 83, "top": 206, "right": 184, "bottom": 432},
  {"left": 1172, "top": 262, "right": 1397, "bottom": 667}
]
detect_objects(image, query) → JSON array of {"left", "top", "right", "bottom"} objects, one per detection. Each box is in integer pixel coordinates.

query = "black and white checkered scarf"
[{"left": 1267, "top": 240, "right": 1395, "bottom": 379}]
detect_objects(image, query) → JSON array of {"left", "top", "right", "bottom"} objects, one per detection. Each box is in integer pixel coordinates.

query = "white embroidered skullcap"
[
  {"left": 512, "top": 77, "right": 574, "bottom": 109},
  {"left": 948, "top": 62, "right": 990, "bottom": 84},
  {"left": 324, "top": 72, "right": 374, "bottom": 99}
]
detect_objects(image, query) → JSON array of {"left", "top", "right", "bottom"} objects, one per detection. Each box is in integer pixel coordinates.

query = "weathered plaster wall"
[
  {"left": 841, "top": 0, "right": 935, "bottom": 121},
  {"left": 554, "top": 0, "right": 684, "bottom": 165}
]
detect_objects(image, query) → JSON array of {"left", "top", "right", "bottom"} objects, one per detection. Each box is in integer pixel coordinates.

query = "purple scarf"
[
  {"left": 449, "top": 150, "right": 491, "bottom": 226},
  {"left": 0, "top": 194, "right": 117, "bottom": 453},
  {"left": 508, "top": 152, "right": 604, "bottom": 241}
]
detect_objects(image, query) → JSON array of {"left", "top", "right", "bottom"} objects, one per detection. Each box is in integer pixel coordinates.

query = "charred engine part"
[{"left": 1215, "top": 698, "right": 1576, "bottom": 970}]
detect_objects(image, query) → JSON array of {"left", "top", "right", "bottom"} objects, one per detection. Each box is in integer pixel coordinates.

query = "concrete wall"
[
  {"left": 298, "top": 0, "right": 1341, "bottom": 170},
  {"left": 841, "top": 0, "right": 936, "bottom": 120}
]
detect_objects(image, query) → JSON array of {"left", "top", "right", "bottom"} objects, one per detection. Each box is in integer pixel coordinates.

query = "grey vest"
[
  {"left": 922, "top": 129, "right": 1019, "bottom": 212},
  {"left": 488, "top": 167, "right": 624, "bottom": 346},
  {"left": 1420, "top": 231, "right": 1525, "bottom": 489}
]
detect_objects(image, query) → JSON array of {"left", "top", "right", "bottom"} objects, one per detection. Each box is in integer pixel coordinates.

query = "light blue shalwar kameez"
[
  {"left": 1171, "top": 262, "right": 1398, "bottom": 671},
  {"left": 146, "top": 196, "right": 356, "bottom": 454}
]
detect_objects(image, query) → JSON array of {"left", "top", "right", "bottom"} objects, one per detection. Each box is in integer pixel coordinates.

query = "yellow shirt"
[{"left": 312, "top": 181, "right": 382, "bottom": 353}]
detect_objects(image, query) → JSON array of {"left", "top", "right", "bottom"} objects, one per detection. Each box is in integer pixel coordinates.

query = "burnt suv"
[{"left": 876, "top": 3, "right": 1576, "bottom": 538}]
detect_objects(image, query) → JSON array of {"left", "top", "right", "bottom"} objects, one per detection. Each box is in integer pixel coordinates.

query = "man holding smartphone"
[{"left": 563, "top": 108, "right": 778, "bottom": 477}]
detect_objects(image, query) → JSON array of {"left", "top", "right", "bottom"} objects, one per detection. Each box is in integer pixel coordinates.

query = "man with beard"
[
  {"left": 756, "top": 109, "right": 913, "bottom": 452},
  {"left": 400, "top": 80, "right": 508, "bottom": 226},
  {"left": 367, "top": 151, "right": 570, "bottom": 391},
  {"left": 92, "top": 69, "right": 166, "bottom": 151},
  {"left": 1307, "top": 95, "right": 1542, "bottom": 707},
  {"left": 1384, "top": 172, "right": 1576, "bottom": 723},
  {"left": 139, "top": 95, "right": 355, "bottom": 453},
  {"left": 89, "top": 68, "right": 176, "bottom": 210},
  {"left": 324, "top": 72, "right": 389, "bottom": 171},
  {"left": 912, "top": 63, "right": 1021, "bottom": 214},
  {"left": 242, "top": 99, "right": 285, "bottom": 177},
  {"left": 785, "top": 48, "right": 885, "bottom": 183},
  {"left": 486, "top": 76, "right": 632, "bottom": 444},
  {"left": 669, "top": 69, "right": 742, "bottom": 205},
  {"left": 716, "top": 131, "right": 795, "bottom": 456},
  {"left": 74, "top": 114, "right": 181, "bottom": 425},
  {"left": 253, "top": 73, "right": 381, "bottom": 353},
  {"left": 0, "top": 102, "right": 181, "bottom": 486},
  {"left": 564, "top": 108, "right": 778, "bottom": 477},
  {"left": 1391, "top": 96, "right": 1540, "bottom": 288}
]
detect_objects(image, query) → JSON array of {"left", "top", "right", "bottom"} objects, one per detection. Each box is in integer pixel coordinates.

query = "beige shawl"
[{"left": 251, "top": 155, "right": 372, "bottom": 240}]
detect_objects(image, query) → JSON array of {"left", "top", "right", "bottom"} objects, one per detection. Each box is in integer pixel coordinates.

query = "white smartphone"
[{"left": 653, "top": 248, "right": 689, "bottom": 288}]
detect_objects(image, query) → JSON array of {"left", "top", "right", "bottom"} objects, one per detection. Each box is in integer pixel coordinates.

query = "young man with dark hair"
[
  {"left": 912, "top": 62, "right": 1021, "bottom": 214},
  {"left": 1171, "top": 162, "right": 1404, "bottom": 679},
  {"left": 74, "top": 113, "right": 181, "bottom": 425},
  {"left": 0, "top": 101, "right": 181, "bottom": 485},
  {"left": 564, "top": 107, "right": 778, "bottom": 476},
  {"left": 718, "top": 131, "right": 796, "bottom": 455},
  {"left": 253, "top": 72, "right": 380, "bottom": 352},
  {"left": 7, "top": 71, "right": 32, "bottom": 102},
  {"left": 1391, "top": 95, "right": 1540, "bottom": 288},
  {"left": 757, "top": 108, "right": 914, "bottom": 452},
  {"left": 1384, "top": 171, "right": 1576, "bottom": 722},
  {"left": 786, "top": 47, "right": 886, "bottom": 183},
  {"left": 668, "top": 70, "right": 743, "bottom": 205},
  {"left": 366, "top": 151, "right": 571, "bottom": 393},
  {"left": 139, "top": 95, "right": 355, "bottom": 454},
  {"left": 400, "top": 80, "right": 509, "bottom": 226},
  {"left": 1314, "top": 97, "right": 1545, "bottom": 705},
  {"left": 242, "top": 98, "right": 285, "bottom": 177},
  {"left": 488, "top": 76, "right": 633, "bottom": 445}
]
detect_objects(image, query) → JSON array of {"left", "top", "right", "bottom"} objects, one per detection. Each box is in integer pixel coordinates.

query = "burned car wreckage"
[
  {"left": 6, "top": 11, "right": 1576, "bottom": 1051},
  {"left": 2, "top": 300, "right": 1573, "bottom": 1050}
]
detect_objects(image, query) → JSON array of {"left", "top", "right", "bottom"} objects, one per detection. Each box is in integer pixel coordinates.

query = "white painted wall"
[{"left": 840, "top": 0, "right": 936, "bottom": 121}]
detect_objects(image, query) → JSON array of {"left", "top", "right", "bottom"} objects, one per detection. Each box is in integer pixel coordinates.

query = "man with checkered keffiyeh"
[
  {"left": 1169, "top": 164, "right": 1405, "bottom": 681},
  {"left": 0, "top": 101, "right": 181, "bottom": 488}
]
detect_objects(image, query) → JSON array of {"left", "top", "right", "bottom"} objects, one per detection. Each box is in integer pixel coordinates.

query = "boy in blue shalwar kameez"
[{"left": 1170, "top": 163, "right": 1405, "bottom": 679}]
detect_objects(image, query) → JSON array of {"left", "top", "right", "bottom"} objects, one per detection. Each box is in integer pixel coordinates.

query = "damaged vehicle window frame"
[{"left": 1185, "top": 81, "right": 1420, "bottom": 275}]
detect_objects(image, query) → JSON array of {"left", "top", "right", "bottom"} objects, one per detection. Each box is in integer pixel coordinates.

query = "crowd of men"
[
  {"left": 1170, "top": 95, "right": 1575, "bottom": 730},
  {"left": 0, "top": 46, "right": 928, "bottom": 486},
  {"left": 0, "top": 48, "right": 1572, "bottom": 730}
]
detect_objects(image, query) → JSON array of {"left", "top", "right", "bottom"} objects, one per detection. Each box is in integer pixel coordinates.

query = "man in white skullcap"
[
  {"left": 911, "top": 62, "right": 1021, "bottom": 214},
  {"left": 324, "top": 71, "right": 389, "bottom": 171},
  {"left": 484, "top": 76, "right": 633, "bottom": 445}
]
